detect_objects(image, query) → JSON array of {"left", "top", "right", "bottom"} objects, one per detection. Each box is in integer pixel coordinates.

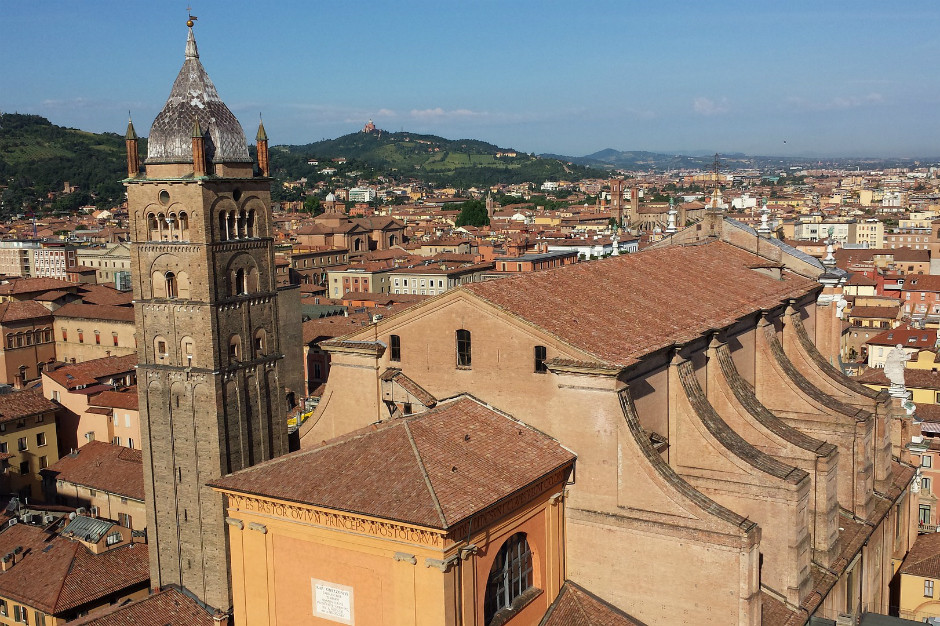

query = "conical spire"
[
  {"left": 256, "top": 118, "right": 268, "bottom": 142},
  {"left": 185, "top": 26, "right": 199, "bottom": 59},
  {"left": 125, "top": 115, "right": 137, "bottom": 140},
  {"left": 192, "top": 119, "right": 203, "bottom": 138},
  {"left": 146, "top": 24, "right": 250, "bottom": 165}
]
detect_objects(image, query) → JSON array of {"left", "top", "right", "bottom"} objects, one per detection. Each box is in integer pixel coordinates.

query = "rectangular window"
[
  {"left": 456, "top": 329, "right": 471, "bottom": 368},
  {"left": 924, "top": 477, "right": 932, "bottom": 492},
  {"left": 17, "top": 437, "right": 26, "bottom": 452},
  {"left": 77, "top": 330, "right": 83, "bottom": 344},
  {"left": 38, "top": 456, "right": 46, "bottom": 470},
  {"left": 61, "top": 329, "right": 67, "bottom": 342},
  {"left": 52, "top": 390, "right": 59, "bottom": 402},
  {"left": 924, "top": 455, "right": 933, "bottom": 469},
  {"left": 112, "top": 332, "right": 119, "bottom": 347},
  {"left": 118, "top": 512, "right": 132, "bottom": 528},
  {"left": 19, "top": 461, "right": 28, "bottom": 476},
  {"left": 927, "top": 579, "right": 935, "bottom": 597},
  {"left": 36, "top": 432, "right": 45, "bottom": 447},
  {"left": 0, "top": 598, "right": 6, "bottom": 616},
  {"left": 534, "top": 345, "right": 548, "bottom": 373},
  {"left": 128, "top": 438, "right": 134, "bottom": 449},
  {"left": 390, "top": 335, "right": 401, "bottom": 361},
  {"left": 112, "top": 436, "right": 121, "bottom": 445},
  {"left": 0, "top": 442, "right": 6, "bottom": 454},
  {"left": 106, "top": 531, "right": 121, "bottom": 546},
  {"left": 94, "top": 331, "right": 101, "bottom": 344}
]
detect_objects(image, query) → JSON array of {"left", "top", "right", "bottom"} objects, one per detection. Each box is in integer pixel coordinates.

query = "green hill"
[
  {"left": 269, "top": 130, "right": 607, "bottom": 189},
  {"left": 0, "top": 113, "right": 134, "bottom": 216}
]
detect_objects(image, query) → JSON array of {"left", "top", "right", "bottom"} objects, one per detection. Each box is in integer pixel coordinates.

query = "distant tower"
[
  {"left": 609, "top": 178, "right": 625, "bottom": 227},
  {"left": 485, "top": 192, "right": 495, "bottom": 220},
  {"left": 127, "top": 21, "right": 290, "bottom": 612}
]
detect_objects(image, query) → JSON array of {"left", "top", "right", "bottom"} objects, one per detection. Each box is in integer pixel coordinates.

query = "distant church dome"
[{"left": 146, "top": 27, "right": 251, "bottom": 165}]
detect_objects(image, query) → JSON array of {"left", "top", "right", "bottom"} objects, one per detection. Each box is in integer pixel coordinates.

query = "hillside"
[
  {"left": 269, "top": 130, "right": 607, "bottom": 188},
  {"left": 0, "top": 113, "right": 134, "bottom": 215}
]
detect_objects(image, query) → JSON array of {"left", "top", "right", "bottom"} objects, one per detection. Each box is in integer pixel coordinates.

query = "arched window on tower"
[
  {"left": 228, "top": 212, "right": 237, "bottom": 240},
  {"left": 239, "top": 210, "right": 248, "bottom": 238},
  {"left": 178, "top": 211, "right": 190, "bottom": 239},
  {"left": 156, "top": 213, "right": 167, "bottom": 241},
  {"left": 253, "top": 328, "right": 267, "bottom": 358},
  {"left": 484, "top": 533, "right": 535, "bottom": 624},
  {"left": 246, "top": 209, "right": 256, "bottom": 237},
  {"left": 234, "top": 269, "right": 246, "bottom": 296},
  {"left": 148, "top": 213, "right": 159, "bottom": 240},
  {"left": 165, "top": 272, "right": 178, "bottom": 299}
]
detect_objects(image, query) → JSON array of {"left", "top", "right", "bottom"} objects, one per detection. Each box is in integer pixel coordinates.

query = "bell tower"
[{"left": 126, "top": 21, "right": 289, "bottom": 612}]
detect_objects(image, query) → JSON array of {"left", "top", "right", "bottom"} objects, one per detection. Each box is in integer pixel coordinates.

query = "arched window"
[
  {"left": 148, "top": 213, "right": 159, "bottom": 240},
  {"left": 254, "top": 329, "right": 267, "bottom": 357},
  {"left": 229, "top": 335, "right": 241, "bottom": 361},
  {"left": 165, "top": 272, "right": 178, "bottom": 299},
  {"left": 234, "top": 269, "right": 246, "bottom": 296},
  {"left": 238, "top": 209, "right": 248, "bottom": 238},
  {"left": 179, "top": 211, "right": 190, "bottom": 239},
  {"left": 219, "top": 211, "right": 228, "bottom": 241},
  {"left": 484, "top": 533, "right": 534, "bottom": 624},
  {"left": 156, "top": 213, "right": 167, "bottom": 240},
  {"left": 247, "top": 209, "right": 256, "bottom": 237},
  {"left": 227, "top": 212, "right": 237, "bottom": 240},
  {"left": 456, "top": 329, "right": 471, "bottom": 368}
]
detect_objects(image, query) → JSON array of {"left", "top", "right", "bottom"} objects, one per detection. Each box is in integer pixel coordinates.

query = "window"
[
  {"left": 456, "top": 329, "right": 471, "bottom": 368},
  {"left": 77, "top": 329, "right": 84, "bottom": 344},
  {"left": 38, "top": 456, "right": 46, "bottom": 470},
  {"left": 17, "top": 437, "right": 26, "bottom": 452},
  {"left": 33, "top": 611, "right": 44, "bottom": 626},
  {"left": 165, "top": 272, "right": 177, "bottom": 298},
  {"left": 19, "top": 461, "right": 28, "bottom": 476},
  {"left": 924, "top": 477, "right": 932, "bottom": 492},
  {"left": 924, "top": 455, "right": 933, "bottom": 469},
  {"left": 484, "top": 533, "right": 534, "bottom": 623},
  {"left": 94, "top": 330, "right": 100, "bottom": 345},
  {"left": 112, "top": 436, "right": 121, "bottom": 445},
  {"left": 128, "top": 438, "right": 134, "bottom": 450},
  {"left": 927, "top": 579, "right": 935, "bottom": 597},
  {"left": 390, "top": 335, "right": 401, "bottom": 361},
  {"left": 534, "top": 345, "right": 548, "bottom": 373},
  {"left": 118, "top": 512, "right": 132, "bottom": 528},
  {"left": 13, "top": 604, "right": 26, "bottom": 623},
  {"left": 0, "top": 598, "right": 6, "bottom": 616},
  {"left": 106, "top": 531, "right": 122, "bottom": 546},
  {"left": 36, "top": 433, "right": 45, "bottom": 447},
  {"left": 112, "top": 332, "right": 119, "bottom": 347},
  {"left": 0, "top": 442, "right": 7, "bottom": 454}
]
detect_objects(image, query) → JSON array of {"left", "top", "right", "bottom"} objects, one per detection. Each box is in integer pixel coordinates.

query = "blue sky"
[{"left": 2, "top": 1, "right": 939, "bottom": 158}]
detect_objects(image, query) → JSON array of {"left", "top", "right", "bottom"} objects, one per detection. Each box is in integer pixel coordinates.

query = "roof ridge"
[{"left": 403, "top": 420, "right": 447, "bottom": 527}]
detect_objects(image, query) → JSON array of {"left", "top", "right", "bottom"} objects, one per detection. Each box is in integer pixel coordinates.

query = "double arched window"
[{"left": 484, "top": 533, "right": 534, "bottom": 624}]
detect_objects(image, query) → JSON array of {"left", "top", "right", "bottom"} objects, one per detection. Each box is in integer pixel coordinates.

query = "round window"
[{"left": 159, "top": 190, "right": 170, "bottom": 205}]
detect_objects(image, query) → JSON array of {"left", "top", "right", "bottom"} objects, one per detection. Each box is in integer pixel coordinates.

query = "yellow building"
[
  {"left": 899, "top": 532, "right": 940, "bottom": 621},
  {"left": 211, "top": 395, "right": 577, "bottom": 626},
  {"left": 0, "top": 390, "right": 60, "bottom": 500}
]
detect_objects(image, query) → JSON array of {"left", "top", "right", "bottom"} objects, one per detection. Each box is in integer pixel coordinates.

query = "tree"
[
  {"left": 454, "top": 199, "right": 489, "bottom": 227},
  {"left": 303, "top": 195, "right": 321, "bottom": 215}
]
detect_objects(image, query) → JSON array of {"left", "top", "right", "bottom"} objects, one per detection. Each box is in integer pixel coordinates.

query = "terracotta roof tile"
[
  {"left": 541, "top": 581, "right": 646, "bottom": 626},
  {"left": 66, "top": 587, "right": 216, "bottom": 626},
  {"left": 0, "top": 300, "right": 53, "bottom": 323},
  {"left": 900, "top": 531, "right": 940, "bottom": 579},
  {"left": 89, "top": 386, "right": 139, "bottom": 411},
  {"left": 53, "top": 303, "right": 135, "bottom": 323},
  {"left": 0, "top": 522, "right": 148, "bottom": 614},
  {"left": 0, "top": 390, "right": 58, "bottom": 424},
  {"left": 44, "top": 354, "right": 137, "bottom": 390},
  {"left": 211, "top": 396, "right": 575, "bottom": 529},
  {"left": 464, "top": 241, "right": 817, "bottom": 367},
  {"left": 43, "top": 441, "right": 144, "bottom": 501}
]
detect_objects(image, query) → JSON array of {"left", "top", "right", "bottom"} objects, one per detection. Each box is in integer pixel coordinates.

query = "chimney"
[
  {"left": 256, "top": 119, "right": 270, "bottom": 177},
  {"left": 125, "top": 117, "right": 140, "bottom": 178},
  {"left": 192, "top": 120, "right": 207, "bottom": 177},
  {"left": 12, "top": 373, "right": 23, "bottom": 390},
  {"left": 212, "top": 612, "right": 231, "bottom": 626}
]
